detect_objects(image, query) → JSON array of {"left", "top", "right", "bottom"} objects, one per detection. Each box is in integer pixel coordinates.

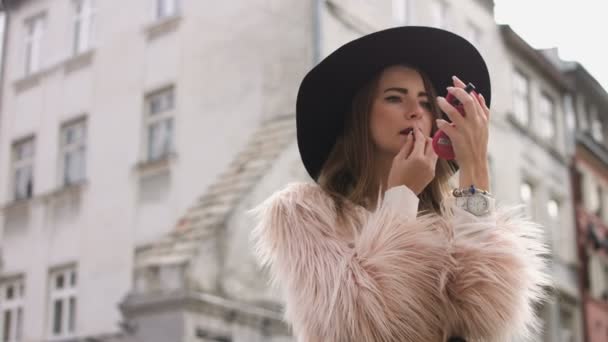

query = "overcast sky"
[{"left": 494, "top": 0, "right": 608, "bottom": 91}]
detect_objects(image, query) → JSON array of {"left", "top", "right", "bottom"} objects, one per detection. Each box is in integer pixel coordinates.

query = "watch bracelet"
[{"left": 452, "top": 185, "right": 494, "bottom": 198}]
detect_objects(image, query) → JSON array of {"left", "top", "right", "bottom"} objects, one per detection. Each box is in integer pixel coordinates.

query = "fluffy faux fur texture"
[{"left": 250, "top": 182, "right": 553, "bottom": 342}]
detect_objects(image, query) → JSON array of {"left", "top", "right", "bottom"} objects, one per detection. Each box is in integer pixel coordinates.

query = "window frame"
[
  {"left": 47, "top": 266, "right": 77, "bottom": 340},
  {"left": 11, "top": 137, "right": 35, "bottom": 201},
  {"left": 538, "top": 92, "right": 556, "bottom": 141},
  {"left": 512, "top": 69, "right": 531, "bottom": 126},
  {"left": 144, "top": 86, "right": 176, "bottom": 163},
  {"left": 24, "top": 14, "right": 45, "bottom": 76},
  {"left": 72, "top": 0, "right": 96, "bottom": 56},
  {"left": 0, "top": 277, "right": 25, "bottom": 342},
  {"left": 59, "top": 118, "right": 87, "bottom": 187}
]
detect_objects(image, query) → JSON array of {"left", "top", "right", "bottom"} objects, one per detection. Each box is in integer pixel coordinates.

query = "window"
[
  {"left": 0, "top": 278, "right": 24, "bottom": 342},
  {"left": 547, "top": 199, "right": 560, "bottom": 220},
  {"left": 547, "top": 198, "right": 560, "bottom": 248},
  {"left": 24, "top": 14, "right": 45, "bottom": 75},
  {"left": 60, "top": 119, "right": 87, "bottom": 186},
  {"left": 559, "top": 305, "right": 576, "bottom": 342},
  {"left": 156, "top": 0, "right": 179, "bottom": 20},
  {"left": 520, "top": 181, "right": 534, "bottom": 218},
  {"left": 464, "top": 21, "right": 481, "bottom": 46},
  {"left": 590, "top": 105, "right": 603, "bottom": 142},
  {"left": 512, "top": 70, "right": 530, "bottom": 126},
  {"left": 12, "top": 138, "right": 35, "bottom": 201},
  {"left": 582, "top": 172, "right": 602, "bottom": 217},
  {"left": 392, "top": 0, "right": 409, "bottom": 25},
  {"left": 72, "top": 0, "right": 95, "bottom": 56},
  {"left": 538, "top": 93, "right": 555, "bottom": 141},
  {"left": 564, "top": 94, "right": 576, "bottom": 136},
  {"left": 429, "top": 0, "right": 446, "bottom": 28},
  {"left": 0, "top": 13, "right": 6, "bottom": 71},
  {"left": 48, "top": 267, "right": 77, "bottom": 339},
  {"left": 145, "top": 87, "right": 175, "bottom": 162}
]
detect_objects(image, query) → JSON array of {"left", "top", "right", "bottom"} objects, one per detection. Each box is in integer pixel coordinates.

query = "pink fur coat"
[{"left": 250, "top": 182, "right": 552, "bottom": 341}]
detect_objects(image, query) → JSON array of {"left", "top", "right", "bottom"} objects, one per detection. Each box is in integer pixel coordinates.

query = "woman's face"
[{"left": 369, "top": 65, "right": 435, "bottom": 157}]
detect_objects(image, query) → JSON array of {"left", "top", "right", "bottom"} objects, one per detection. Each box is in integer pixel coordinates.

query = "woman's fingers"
[
  {"left": 424, "top": 136, "right": 436, "bottom": 156},
  {"left": 437, "top": 96, "right": 466, "bottom": 127},
  {"left": 446, "top": 86, "right": 480, "bottom": 123},
  {"left": 452, "top": 75, "right": 467, "bottom": 88},
  {"left": 410, "top": 128, "right": 426, "bottom": 157},
  {"left": 436, "top": 119, "right": 458, "bottom": 140},
  {"left": 478, "top": 93, "right": 491, "bottom": 121},
  {"left": 396, "top": 132, "right": 415, "bottom": 160}
]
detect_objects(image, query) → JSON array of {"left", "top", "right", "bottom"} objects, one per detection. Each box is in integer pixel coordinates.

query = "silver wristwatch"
[{"left": 453, "top": 186, "right": 494, "bottom": 217}]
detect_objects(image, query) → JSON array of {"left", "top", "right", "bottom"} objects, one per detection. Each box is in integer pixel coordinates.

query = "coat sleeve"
[
  {"left": 439, "top": 195, "right": 554, "bottom": 342},
  {"left": 249, "top": 182, "right": 452, "bottom": 341}
]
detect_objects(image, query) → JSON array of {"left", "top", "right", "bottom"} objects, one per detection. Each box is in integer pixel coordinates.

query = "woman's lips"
[{"left": 399, "top": 127, "right": 414, "bottom": 135}]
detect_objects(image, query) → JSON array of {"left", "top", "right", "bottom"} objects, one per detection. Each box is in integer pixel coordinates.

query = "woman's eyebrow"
[{"left": 383, "top": 87, "right": 428, "bottom": 97}]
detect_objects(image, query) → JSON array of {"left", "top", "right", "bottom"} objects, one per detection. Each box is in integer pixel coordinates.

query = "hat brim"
[{"left": 296, "top": 26, "right": 491, "bottom": 180}]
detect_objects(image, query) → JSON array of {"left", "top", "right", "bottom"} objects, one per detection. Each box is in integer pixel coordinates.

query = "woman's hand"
[
  {"left": 435, "top": 76, "right": 490, "bottom": 190},
  {"left": 387, "top": 127, "right": 438, "bottom": 195}
]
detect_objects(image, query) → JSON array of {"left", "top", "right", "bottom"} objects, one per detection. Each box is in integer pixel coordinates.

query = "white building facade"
[{"left": 0, "top": 0, "right": 583, "bottom": 341}]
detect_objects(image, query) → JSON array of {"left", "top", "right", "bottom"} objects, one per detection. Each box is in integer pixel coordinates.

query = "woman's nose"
[
  {"left": 406, "top": 107, "right": 423, "bottom": 120},
  {"left": 405, "top": 102, "right": 424, "bottom": 119}
]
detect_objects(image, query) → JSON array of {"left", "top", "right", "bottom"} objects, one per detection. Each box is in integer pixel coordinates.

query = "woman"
[{"left": 250, "top": 27, "right": 552, "bottom": 342}]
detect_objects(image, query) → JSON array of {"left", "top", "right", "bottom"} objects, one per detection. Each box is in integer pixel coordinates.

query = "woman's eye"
[
  {"left": 385, "top": 96, "right": 401, "bottom": 103},
  {"left": 420, "top": 101, "right": 432, "bottom": 110}
]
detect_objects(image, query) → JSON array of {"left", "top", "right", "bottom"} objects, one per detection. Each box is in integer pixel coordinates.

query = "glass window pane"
[
  {"left": 16, "top": 308, "right": 22, "bottom": 340},
  {"left": 3, "top": 310, "right": 11, "bottom": 342},
  {"left": 547, "top": 199, "right": 559, "bottom": 219},
  {"left": 14, "top": 166, "right": 33, "bottom": 200},
  {"left": 148, "top": 119, "right": 173, "bottom": 161},
  {"left": 68, "top": 297, "right": 76, "bottom": 332},
  {"left": 149, "top": 89, "right": 174, "bottom": 115},
  {"left": 53, "top": 300, "right": 63, "bottom": 334},
  {"left": 513, "top": 71, "right": 529, "bottom": 125},
  {"left": 56, "top": 274, "right": 64, "bottom": 290},
  {"left": 520, "top": 183, "right": 531, "bottom": 202},
  {"left": 70, "top": 271, "right": 77, "bottom": 287},
  {"left": 6, "top": 286, "right": 13, "bottom": 300},
  {"left": 539, "top": 95, "right": 554, "bottom": 140},
  {"left": 73, "top": 19, "right": 81, "bottom": 55}
]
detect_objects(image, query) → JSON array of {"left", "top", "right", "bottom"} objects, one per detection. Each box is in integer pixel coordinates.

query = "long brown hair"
[{"left": 318, "top": 64, "right": 456, "bottom": 221}]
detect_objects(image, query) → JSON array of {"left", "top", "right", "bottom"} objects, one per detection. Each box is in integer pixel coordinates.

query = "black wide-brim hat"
[{"left": 296, "top": 26, "right": 492, "bottom": 181}]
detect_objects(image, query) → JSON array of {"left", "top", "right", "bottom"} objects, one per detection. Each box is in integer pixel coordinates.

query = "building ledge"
[
  {"left": 145, "top": 15, "right": 182, "bottom": 41},
  {"left": 13, "top": 49, "right": 96, "bottom": 93},
  {"left": 41, "top": 180, "right": 88, "bottom": 202},
  {"left": 64, "top": 49, "right": 95, "bottom": 75},
  {"left": 120, "top": 290, "right": 287, "bottom": 335},
  {"left": 505, "top": 112, "right": 568, "bottom": 165},
  {"left": 1, "top": 197, "right": 33, "bottom": 212},
  {"left": 134, "top": 153, "right": 177, "bottom": 177}
]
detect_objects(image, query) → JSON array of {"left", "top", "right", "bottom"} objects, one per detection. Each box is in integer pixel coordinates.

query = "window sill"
[
  {"left": 145, "top": 15, "right": 182, "bottom": 41},
  {"left": 1, "top": 197, "right": 34, "bottom": 212},
  {"left": 135, "top": 153, "right": 177, "bottom": 177},
  {"left": 42, "top": 180, "right": 88, "bottom": 201},
  {"left": 64, "top": 49, "right": 95, "bottom": 75},
  {"left": 14, "top": 49, "right": 96, "bottom": 93},
  {"left": 14, "top": 71, "right": 44, "bottom": 93},
  {"left": 505, "top": 112, "right": 566, "bottom": 164}
]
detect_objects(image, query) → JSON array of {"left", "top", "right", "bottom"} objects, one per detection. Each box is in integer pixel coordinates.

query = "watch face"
[{"left": 467, "top": 195, "right": 489, "bottom": 215}]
